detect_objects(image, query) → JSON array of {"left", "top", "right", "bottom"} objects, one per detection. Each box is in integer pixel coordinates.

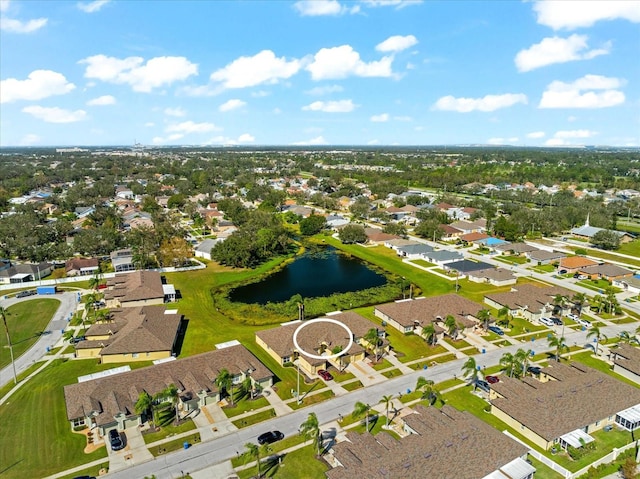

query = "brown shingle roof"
[
  {"left": 375, "top": 294, "right": 483, "bottom": 328},
  {"left": 613, "top": 343, "right": 640, "bottom": 377},
  {"left": 326, "top": 405, "right": 528, "bottom": 479},
  {"left": 558, "top": 256, "right": 598, "bottom": 269},
  {"left": 104, "top": 271, "right": 165, "bottom": 303},
  {"left": 467, "top": 267, "right": 516, "bottom": 282},
  {"left": 485, "top": 284, "right": 573, "bottom": 313},
  {"left": 580, "top": 263, "right": 634, "bottom": 278},
  {"left": 64, "top": 344, "right": 273, "bottom": 426},
  {"left": 65, "top": 257, "right": 99, "bottom": 272},
  {"left": 256, "top": 312, "right": 376, "bottom": 359},
  {"left": 491, "top": 362, "right": 640, "bottom": 442}
]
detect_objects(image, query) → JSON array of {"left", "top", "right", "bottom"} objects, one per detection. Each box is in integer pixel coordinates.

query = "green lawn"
[
  {"left": 341, "top": 380, "right": 363, "bottom": 391},
  {"left": 232, "top": 408, "right": 276, "bottom": 428},
  {"left": 409, "top": 259, "right": 435, "bottom": 268},
  {"left": 236, "top": 444, "right": 329, "bottom": 479},
  {"left": 567, "top": 245, "right": 640, "bottom": 269},
  {"left": 0, "top": 359, "right": 112, "bottom": 479},
  {"left": 151, "top": 432, "right": 201, "bottom": 457},
  {"left": 618, "top": 240, "right": 640, "bottom": 257},
  {"left": 0, "top": 298, "right": 61, "bottom": 369},
  {"left": 382, "top": 368, "right": 401, "bottom": 378},
  {"left": 494, "top": 255, "right": 529, "bottom": 265},
  {"left": 370, "top": 358, "right": 393, "bottom": 371},
  {"left": 289, "top": 390, "right": 335, "bottom": 410},
  {"left": 142, "top": 418, "right": 196, "bottom": 444},
  {"left": 223, "top": 396, "right": 270, "bottom": 418},
  {"left": 531, "top": 264, "right": 556, "bottom": 273}
]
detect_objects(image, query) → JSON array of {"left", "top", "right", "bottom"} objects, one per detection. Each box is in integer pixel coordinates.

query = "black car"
[
  {"left": 475, "top": 379, "right": 491, "bottom": 392},
  {"left": 257, "top": 430, "right": 284, "bottom": 445},
  {"left": 527, "top": 366, "right": 542, "bottom": 375},
  {"left": 73, "top": 476, "right": 96, "bottom": 479},
  {"left": 488, "top": 325, "right": 504, "bottom": 336},
  {"left": 16, "top": 290, "right": 36, "bottom": 298},
  {"left": 551, "top": 317, "right": 563, "bottom": 326},
  {"left": 108, "top": 429, "right": 124, "bottom": 451}
]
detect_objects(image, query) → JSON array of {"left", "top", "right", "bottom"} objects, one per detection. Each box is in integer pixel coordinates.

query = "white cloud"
[
  {"left": 539, "top": 74, "right": 625, "bottom": 109},
  {"left": 302, "top": 99, "right": 356, "bottom": 113},
  {"left": 515, "top": 34, "right": 610, "bottom": 72},
  {"left": 292, "top": 136, "right": 328, "bottom": 146},
  {"left": 367, "top": 139, "right": 380, "bottom": 145},
  {"left": 210, "top": 50, "right": 301, "bottom": 89},
  {"left": 20, "top": 134, "right": 40, "bottom": 146},
  {"left": 370, "top": 113, "right": 389, "bottom": 122},
  {"left": 526, "top": 131, "right": 546, "bottom": 139},
  {"left": 554, "top": 129, "right": 597, "bottom": 139},
  {"left": 152, "top": 133, "right": 184, "bottom": 144},
  {"left": 77, "top": 0, "right": 110, "bottom": 13},
  {"left": 362, "top": 0, "right": 423, "bottom": 9},
  {"left": 375, "top": 35, "right": 418, "bottom": 53},
  {"left": 164, "top": 107, "right": 186, "bottom": 117},
  {"left": 238, "top": 133, "right": 255, "bottom": 142},
  {"left": 165, "top": 121, "right": 220, "bottom": 134},
  {"left": 80, "top": 54, "right": 198, "bottom": 92},
  {"left": 22, "top": 106, "right": 87, "bottom": 123},
  {"left": 219, "top": 99, "right": 247, "bottom": 112},
  {"left": 144, "top": 122, "right": 155, "bottom": 127},
  {"left": 0, "top": 0, "right": 9, "bottom": 13},
  {"left": 293, "top": 0, "right": 346, "bottom": 16},
  {"left": 304, "top": 85, "right": 344, "bottom": 96},
  {"left": 86, "top": 95, "right": 115, "bottom": 106},
  {"left": 251, "top": 90, "right": 270, "bottom": 98},
  {"left": 0, "top": 17, "right": 47, "bottom": 33},
  {"left": 487, "top": 137, "right": 519, "bottom": 145},
  {"left": 533, "top": 0, "right": 640, "bottom": 30},
  {"left": 204, "top": 134, "right": 255, "bottom": 145},
  {"left": 306, "top": 45, "right": 393, "bottom": 80},
  {"left": 1, "top": 70, "right": 75, "bottom": 103},
  {"left": 273, "top": 107, "right": 282, "bottom": 114},
  {"left": 433, "top": 93, "right": 527, "bottom": 112}
]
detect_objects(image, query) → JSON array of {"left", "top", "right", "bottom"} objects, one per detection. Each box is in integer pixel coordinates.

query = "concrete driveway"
[{"left": 108, "top": 426, "right": 154, "bottom": 473}]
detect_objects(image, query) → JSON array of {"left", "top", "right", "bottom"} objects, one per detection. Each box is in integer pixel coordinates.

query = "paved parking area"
[{"left": 108, "top": 427, "right": 153, "bottom": 473}]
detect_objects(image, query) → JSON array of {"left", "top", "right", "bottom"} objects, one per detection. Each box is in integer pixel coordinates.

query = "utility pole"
[{"left": 1, "top": 307, "right": 17, "bottom": 384}]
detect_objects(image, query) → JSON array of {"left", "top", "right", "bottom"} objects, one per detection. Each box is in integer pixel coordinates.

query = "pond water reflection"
[{"left": 228, "top": 246, "right": 387, "bottom": 305}]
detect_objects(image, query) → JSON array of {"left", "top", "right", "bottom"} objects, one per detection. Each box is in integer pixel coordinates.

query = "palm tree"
[
  {"left": 497, "top": 305, "right": 511, "bottom": 328},
  {"left": 619, "top": 331, "right": 637, "bottom": 344},
  {"left": 515, "top": 348, "right": 533, "bottom": 378},
  {"left": 477, "top": 309, "right": 491, "bottom": 331},
  {"left": 352, "top": 401, "right": 373, "bottom": 432},
  {"left": 444, "top": 315, "right": 458, "bottom": 339},
  {"left": 380, "top": 394, "right": 394, "bottom": 426},
  {"left": 604, "top": 287, "right": 619, "bottom": 315},
  {"left": 135, "top": 391, "right": 154, "bottom": 425},
  {"left": 592, "top": 294, "right": 604, "bottom": 314},
  {"left": 216, "top": 368, "right": 234, "bottom": 406},
  {"left": 421, "top": 323, "right": 437, "bottom": 346},
  {"left": 244, "top": 442, "right": 262, "bottom": 478},
  {"left": 416, "top": 377, "right": 442, "bottom": 406},
  {"left": 299, "top": 412, "right": 322, "bottom": 456},
  {"left": 88, "top": 269, "right": 103, "bottom": 291},
  {"left": 163, "top": 384, "right": 180, "bottom": 425},
  {"left": 547, "top": 334, "right": 568, "bottom": 362},
  {"left": 571, "top": 293, "right": 586, "bottom": 315},
  {"left": 83, "top": 292, "right": 97, "bottom": 326},
  {"left": 499, "top": 352, "right": 518, "bottom": 378},
  {"left": 0, "top": 306, "right": 16, "bottom": 384},
  {"left": 587, "top": 325, "right": 608, "bottom": 356},
  {"left": 364, "top": 328, "right": 382, "bottom": 362},
  {"left": 552, "top": 294, "right": 567, "bottom": 316},
  {"left": 461, "top": 356, "right": 479, "bottom": 387}
]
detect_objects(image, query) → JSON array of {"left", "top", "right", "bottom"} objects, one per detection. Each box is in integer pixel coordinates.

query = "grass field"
[
  {"left": 0, "top": 298, "right": 60, "bottom": 369},
  {"left": 236, "top": 444, "right": 329, "bottom": 479}
]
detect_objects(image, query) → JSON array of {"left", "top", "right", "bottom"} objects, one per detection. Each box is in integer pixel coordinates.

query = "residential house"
[
  {"left": 325, "top": 404, "right": 534, "bottom": 479},
  {"left": 255, "top": 311, "right": 384, "bottom": 375},
  {"left": 484, "top": 284, "right": 574, "bottom": 322},
  {"left": 326, "top": 215, "right": 349, "bottom": 229},
  {"left": 467, "top": 267, "right": 517, "bottom": 286},
  {"left": 194, "top": 239, "right": 218, "bottom": 261},
  {"left": 526, "top": 250, "right": 566, "bottom": 265},
  {"left": 104, "top": 271, "right": 174, "bottom": 308},
  {"left": 444, "top": 260, "right": 493, "bottom": 277},
  {"left": 459, "top": 232, "right": 489, "bottom": 244},
  {"left": 557, "top": 256, "right": 599, "bottom": 274},
  {"left": 612, "top": 344, "right": 640, "bottom": 385},
  {"left": 438, "top": 224, "right": 464, "bottom": 241},
  {"left": 612, "top": 276, "right": 640, "bottom": 295},
  {"left": 374, "top": 294, "right": 483, "bottom": 337},
  {"left": 422, "top": 250, "right": 464, "bottom": 266},
  {"left": 110, "top": 249, "right": 135, "bottom": 272},
  {"left": 0, "top": 261, "right": 53, "bottom": 284},
  {"left": 75, "top": 206, "right": 95, "bottom": 219},
  {"left": 65, "top": 258, "right": 100, "bottom": 276},
  {"left": 384, "top": 238, "right": 416, "bottom": 251},
  {"left": 495, "top": 242, "right": 539, "bottom": 256},
  {"left": 449, "top": 220, "right": 485, "bottom": 235},
  {"left": 396, "top": 243, "right": 434, "bottom": 259},
  {"left": 490, "top": 362, "right": 640, "bottom": 451},
  {"left": 115, "top": 186, "right": 134, "bottom": 200},
  {"left": 64, "top": 344, "right": 273, "bottom": 435},
  {"left": 75, "top": 305, "right": 182, "bottom": 363},
  {"left": 570, "top": 216, "right": 634, "bottom": 243},
  {"left": 578, "top": 263, "right": 634, "bottom": 282},
  {"left": 364, "top": 228, "right": 400, "bottom": 245}
]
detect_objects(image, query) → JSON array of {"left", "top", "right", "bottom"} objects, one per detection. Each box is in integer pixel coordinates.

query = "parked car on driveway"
[
  {"left": 475, "top": 379, "right": 491, "bottom": 392},
  {"left": 567, "top": 313, "right": 580, "bottom": 321},
  {"left": 485, "top": 375, "right": 499, "bottom": 384},
  {"left": 318, "top": 369, "right": 333, "bottom": 381},
  {"left": 527, "top": 366, "right": 542, "bottom": 376},
  {"left": 551, "top": 317, "right": 563, "bottom": 326},
  {"left": 576, "top": 318, "right": 591, "bottom": 328},
  {"left": 257, "top": 430, "right": 284, "bottom": 445},
  {"left": 108, "top": 429, "right": 124, "bottom": 451},
  {"left": 16, "top": 290, "right": 36, "bottom": 298},
  {"left": 488, "top": 325, "right": 504, "bottom": 336},
  {"left": 539, "top": 317, "right": 555, "bottom": 327}
]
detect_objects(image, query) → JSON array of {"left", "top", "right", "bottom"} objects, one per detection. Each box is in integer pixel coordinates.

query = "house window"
[
  {"left": 132, "top": 353, "right": 138, "bottom": 358},
  {"left": 73, "top": 417, "right": 85, "bottom": 428},
  {"left": 282, "top": 356, "right": 291, "bottom": 364}
]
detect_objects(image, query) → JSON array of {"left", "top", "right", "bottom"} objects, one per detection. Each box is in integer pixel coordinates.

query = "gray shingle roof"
[
  {"left": 104, "top": 271, "right": 165, "bottom": 303},
  {"left": 375, "top": 294, "right": 483, "bottom": 328}
]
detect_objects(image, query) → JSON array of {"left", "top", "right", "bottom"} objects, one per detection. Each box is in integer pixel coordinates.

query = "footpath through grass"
[{"left": 0, "top": 298, "right": 60, "bottom": 369}]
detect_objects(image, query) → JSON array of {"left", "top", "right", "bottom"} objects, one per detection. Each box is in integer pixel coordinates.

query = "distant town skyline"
[{"left": 1, "top": 0, "right": 639, "bottom": 147}]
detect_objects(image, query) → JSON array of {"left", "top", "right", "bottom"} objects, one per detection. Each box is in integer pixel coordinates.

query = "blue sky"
[{"left": 1, "top": 0, "right": 639, "bottom": 147}]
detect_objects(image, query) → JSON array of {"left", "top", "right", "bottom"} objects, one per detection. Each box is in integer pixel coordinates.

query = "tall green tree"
[
  {"left": 587, "top": 325, "right": 608, "bottom": 356},
  {"left": 461, "top": 356, "right": 479, "bottom": 387},
  {"left": 135, "top": 391, "right": 154, "bottom": 425},
  {"left": 477, "top": 309, "right": 491, "bottom": 331},
  {"left": 352, "top": 401, "right": 373, "bottom": 432},
  {"left": 380, "top": 394, "right": 394, "bottom": 427},
  {"left": 416, "top": 377, "right": 442, "bottom": 406},
  {"left": 299, "top": 412, "right": 322, "bottom": 456},
  {"left": 216, "top": 369, "right": 234, "bottom": 406},
  {"left": 364, "top": 328, "right": 382, "bottom": 362},
  {"left": 547, "top": 334, "right": 568, "bottom": 362},
  {"left": 421, "top": 323, "right": 438, "bottom": 346},
  {"left": 244, "top": 442, "right": 263, "bottom": 478}
]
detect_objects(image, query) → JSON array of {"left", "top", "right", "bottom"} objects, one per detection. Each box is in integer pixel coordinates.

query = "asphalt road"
[
  {"left": 0, "top": 291, "right": 78, "bottom": 387},
  {"left": 105, "top": 322, "right": 631, "bottom": 479}
]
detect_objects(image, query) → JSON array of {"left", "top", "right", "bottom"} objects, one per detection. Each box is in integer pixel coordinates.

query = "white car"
[
  {"left": 576, "top": 318, "right": 591, "bottom": 328},
  {"left": 539, "top": 317, "right": 555, "bottom": 327},
  {"left": 567, "top": 313, "right": 580, "bottom": 321}
]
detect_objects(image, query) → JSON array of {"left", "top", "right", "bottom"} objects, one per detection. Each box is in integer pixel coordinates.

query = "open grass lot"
[
  {"left": 618, "top": 239, "right": 640, "bottom": 257},
  {"left": 142, "top": 418, "right": 196, "bottom": 444},
  {"left": 0, "top": 359, "right": 112, "bottom": 479},
  {"left": 232, "top": 434, "right": 307, "bottom": 468},
  {"left": 236, "top": 444, "right": 329, "bottom": 479},
  {"left": 568, "top": 245, "right": 640, "bottom": 269},
  {"left": 289, "top": 390, "right": 335, "bottom": 410},
  {"left": 531, "top": 264, "right": 556, "bottom": 273},
  {"left": 494, "top": 255, "right": 529, "bottom": 265},
  {"left": 57, "top": 463, "right": 109, "bottom": 479},
  {"left": 0, "top": 298, "right": 60, "bottom": 369}
]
